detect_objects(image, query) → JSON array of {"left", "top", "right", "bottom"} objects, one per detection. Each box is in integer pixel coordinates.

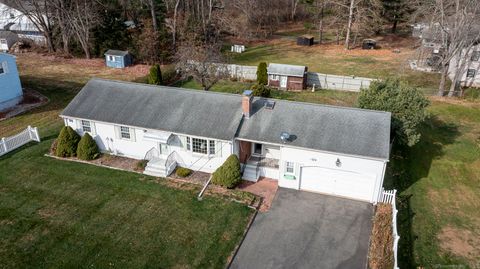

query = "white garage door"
[{"left": 300, "top": 166, "right": 375, "bottom": 202}]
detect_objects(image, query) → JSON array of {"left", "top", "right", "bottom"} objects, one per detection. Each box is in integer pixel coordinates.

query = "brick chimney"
[{"left": 242, "top": 90, "right": 253, "bottom": 118}]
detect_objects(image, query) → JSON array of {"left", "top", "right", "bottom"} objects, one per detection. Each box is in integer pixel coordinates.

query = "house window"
[
  {"left": 186, "top": 137, "right": 191, "bottom": 150},
  {"left": 81, "top": 120, "right": 92, "bottom": 133},
  {"left": 120, "top": 126, "right": 131, "bottom": 139},
  {"left": 0, "top": 65, "right": 3, "bottom": 74},
  {"left": 271, "top": 74, "right": 279, "bottom": 80},
  {"left": 192, "top": 138, "right": 208, "bottom": 154},
  {"left": 285, "top": 161, "right": 295, "bottom": 174},
  {"left": 108, "top": 55, "right": 114, "bottom": 61},
  {"left": 0, "top": 39, "right": 6, "bottom": 44},
  {"left": 466, "top": 69, "right": 476, "bottom": 78},
  {"left": 471, "top": 51, "right": 480, "bottom": 61},
  {"left": 209, "top": 140, "right": 216, "bottom": 155}
]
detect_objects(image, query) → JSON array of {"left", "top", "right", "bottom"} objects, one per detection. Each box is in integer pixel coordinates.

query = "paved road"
[{"left": 230, "top": 188, "right": 373, "bottom": 269}]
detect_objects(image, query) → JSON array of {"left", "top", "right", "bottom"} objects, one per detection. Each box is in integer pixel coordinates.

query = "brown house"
[{"left": 267, "top": 63, "right": 308, "bottom": 91}]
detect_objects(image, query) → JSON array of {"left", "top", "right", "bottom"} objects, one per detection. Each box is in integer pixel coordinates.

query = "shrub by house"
[
  {"left": 55, "top": 126, "right": 81, "bottom": 157},
  {"left": 148, "top": 64, "right": 163, "bottom": 85},
  {"left": 212, "top": 155, "right": 242, "bottom": 188},
  {"left": 176, "top": 167, "right": 192, "bottom": 178},
  {"left": 256, "top": 62, "right": 268, "bottom": 85},
  {"left": 77, "top": 133, "right": 100, "bottom": 160},
  {"left": 251, "top": 83, "right": 271, "bottom": 97}
]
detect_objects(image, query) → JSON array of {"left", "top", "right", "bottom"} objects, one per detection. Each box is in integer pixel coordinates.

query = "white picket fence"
[
  {"left": 0, "top": 126, "right": 40, "bottom": 156},
  {"left": 380, "top": 188, "right": 400, "bottom": 269}
]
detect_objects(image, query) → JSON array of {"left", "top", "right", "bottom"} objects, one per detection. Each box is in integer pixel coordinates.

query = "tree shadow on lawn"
[{"left": 383, "top": 115, "right": 460, "bottom": 268}]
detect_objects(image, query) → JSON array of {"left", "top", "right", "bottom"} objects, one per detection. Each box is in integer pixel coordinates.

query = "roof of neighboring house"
[
  {"left": 104, "top": 49, "right": 130, "bottom": 56},
  {"left": 0, "top": 30, "right": 17, "bottom": 40},
  {"left": 237, "top": 98, "right": 391, "bottom": 160},
  {"left": 267, "top": 63, "right": 307, "bottom": 77},
  {"left": 61, "top": 79, "right": 243, "bottom": 141},
  {"left": 62, "top": 78, "right": 391, "bottom": 160}
]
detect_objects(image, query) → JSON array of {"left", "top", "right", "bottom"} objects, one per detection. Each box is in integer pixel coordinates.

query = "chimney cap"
[{"left": 243, "top": 90, "right": 253, "bottom": 96}]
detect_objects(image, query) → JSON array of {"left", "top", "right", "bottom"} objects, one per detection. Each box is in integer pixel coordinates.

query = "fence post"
[
  {"left": 27, "top": 125, "right": 33, "bottom": 140},
  {"left": 1, "top": 137, "right": 7, "bottom": 152},
  {"left": 33, "top": 127, "right": 40, "bottom": 142}
]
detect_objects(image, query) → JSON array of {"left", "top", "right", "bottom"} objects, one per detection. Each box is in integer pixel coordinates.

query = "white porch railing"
[
  {"left": 380, "top": 188, "right": 400, "bottom": 269},
  {"left": 0, "top": 126, "right": 40, "bottom": 156}
]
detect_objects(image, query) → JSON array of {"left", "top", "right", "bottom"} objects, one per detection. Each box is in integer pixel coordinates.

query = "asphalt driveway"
[{"left": 230, "top": 189, "right": 373, "bottom": 269}]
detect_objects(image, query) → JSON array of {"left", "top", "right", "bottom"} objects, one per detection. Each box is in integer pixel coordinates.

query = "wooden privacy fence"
[
  {"left": 380, "top": 188, "right": 400, "bottom": 269},
  {"left": 0, "top": 126, "right": 40, "bottom": 156}
]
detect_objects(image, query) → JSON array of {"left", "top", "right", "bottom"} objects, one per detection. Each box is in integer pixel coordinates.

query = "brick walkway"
[{"left": 238, "top": 177, "right": 278, "bottom": 212}]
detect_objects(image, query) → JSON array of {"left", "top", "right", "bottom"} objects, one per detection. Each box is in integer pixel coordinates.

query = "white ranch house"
[{"left": 61, "top": 79, "right": 391, "bottom": 203}]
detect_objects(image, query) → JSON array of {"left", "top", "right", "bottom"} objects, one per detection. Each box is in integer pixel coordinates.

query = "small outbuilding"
[
  {"left": 104, "top": 50, "right": 133, "bottom": 68},
  {"left": 267, "top": 63, "right": 308, "bottom": 91},
  {"left": 231, "top": 44, "right": 245, "bottom": 53},
  {"left": 297, "top": 35, "right": 314, "bottom": 46},
  {"left": 0, "top": 53, "right": 23, "bottom": 111},
  {"left": 362, "top": 39, "right": 377, "bottom": 50},
  {"left": 0, "top": 31, "right": 18, "bottom": 52}
]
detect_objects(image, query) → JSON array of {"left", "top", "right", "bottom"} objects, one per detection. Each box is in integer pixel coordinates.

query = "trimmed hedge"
[
  {"left": 77, "top": 133, "right": 100, "bottom": 160},
  {"left": 176, "top": 167, "right": 192, "bottom": 178},
  {"left": 251, "top": 83, "right": 271, "bottom": 97},
  {"left": 211, "top": 155, "right": 242, "bottom": 189},
  {"left": 55, "top": 126, "right": 81, "bottom": 157}
]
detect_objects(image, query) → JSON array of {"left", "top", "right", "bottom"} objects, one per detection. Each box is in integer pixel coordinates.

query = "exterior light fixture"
[{"left": 335, "top": 158, "right": 342, "bottom": 167}]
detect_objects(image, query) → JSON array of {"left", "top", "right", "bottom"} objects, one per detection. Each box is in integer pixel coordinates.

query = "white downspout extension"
[{"left": 374, "top": 161, "right": 388, "bottom": 204}]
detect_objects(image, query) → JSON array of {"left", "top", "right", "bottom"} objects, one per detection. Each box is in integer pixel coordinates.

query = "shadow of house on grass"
[{"left": 383, "top": 115, "right": 460, "bottom": 269}]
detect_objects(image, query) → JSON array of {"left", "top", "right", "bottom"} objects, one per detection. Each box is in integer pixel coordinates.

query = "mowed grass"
[
  {"left": 0, "top": 139, "right": 253, "bottom": 268},
  {"left": 228, "top": 39, "right": 441, "bottom": 94},
  {"left": 176, "top": 78, "right": 358, "bottom": 107},
  {"left": 385, "top": 99, "right": 480, "bottom": 268},
  {"left": 0, "top": 54, "right": 149, "bottom": 138}
]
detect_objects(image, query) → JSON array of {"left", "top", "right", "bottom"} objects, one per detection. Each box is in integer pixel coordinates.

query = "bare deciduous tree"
[{"left": 175, "top": 40, "right": 228, "bottom": 90}]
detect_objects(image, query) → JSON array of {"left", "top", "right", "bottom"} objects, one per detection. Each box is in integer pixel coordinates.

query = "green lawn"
[
  {"left": 385, "top": 100, "right": 480, "bottom": 268},
  {"left": 0, "top": 139, "right": 253, "bottom": 268},
  {"left": 2, "top": 51, "right": 479, "bottom": 268},
  {"left": 227, "top": 38, "right": 442, "bottom": 94}
]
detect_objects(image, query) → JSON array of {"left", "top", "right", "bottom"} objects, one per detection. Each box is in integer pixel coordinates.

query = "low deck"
[{"left": 247, "top": 156, "right": 279, "bottom": 169}]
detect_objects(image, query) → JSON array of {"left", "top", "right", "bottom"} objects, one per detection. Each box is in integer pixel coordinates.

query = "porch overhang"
[{"left": 143, "top": 130, "right": 172, "bottom": 144}]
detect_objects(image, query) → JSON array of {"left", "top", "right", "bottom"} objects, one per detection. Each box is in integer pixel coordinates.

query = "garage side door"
[{"left": 300, "top": 167, "right": 375, "bottom": 202}]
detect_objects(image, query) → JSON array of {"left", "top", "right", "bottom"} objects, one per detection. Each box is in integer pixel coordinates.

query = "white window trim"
[
  {"left": 184, "top": 135, "right": 218, "bottom": 157},
  {"left": 284, "top": 161, "right": 295, "bottom": 175},
  {"left": 81, "top": 120, "right": 92, "bottom": 134},
  {"left": 115, "top": 125, "right": 136, "bottom": 141},
  {"left": 252, "top": 143, "right": 263, "bottom": 156}
]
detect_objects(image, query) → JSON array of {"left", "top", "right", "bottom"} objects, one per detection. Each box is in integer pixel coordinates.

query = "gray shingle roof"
[
  {"left": 267, "top": 63, "right": 306, "bottom": 77},
  {"left": 237, "top": 98, "right": 391, "bottom": 160},
  {"left": 0, "top": 30, "right": 17, "bottom": 39},
  {"left": 61, "top": 79, "right": 243, "bottom": 141},
  {"left": 104, "top": 49, "right": 130, "bottom": 56},
  {"left": 61, "top": 78, "right": 391, "bottom": 159}
]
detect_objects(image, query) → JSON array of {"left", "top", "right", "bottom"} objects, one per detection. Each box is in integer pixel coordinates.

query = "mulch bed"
[
  {"left": 0, "top": 89, "right": 49, "bottom": 121},
  {"left": 368, "top": 203, "right": 394, "bottom": 269}
]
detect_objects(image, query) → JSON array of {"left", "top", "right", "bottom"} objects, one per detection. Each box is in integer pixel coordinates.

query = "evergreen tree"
[
  {"left": 256, "top": 62, "right": 268, "bottom": 85},
  {"left": 148, "top": 64, "right": 163, "bottom": 85}
]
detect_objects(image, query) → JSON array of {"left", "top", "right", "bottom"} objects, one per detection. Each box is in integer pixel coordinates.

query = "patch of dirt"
[
  {"left": 169, "top": 169, "right": 210, "bottom": 185},
  {"left": 438, "top": 226, "right": 480, "bottom": 265},
  {"left": 368, "top": 204, "right": 394, "bottom": 269},
  {"left": 37, "top": 207, "right": 58, "bottom": 219},
  {"left": 90, "top": 154, "right": 140, "bottom": 172},
  {"left": 0, "top": 89, "right": 49, "bottom": 121}
]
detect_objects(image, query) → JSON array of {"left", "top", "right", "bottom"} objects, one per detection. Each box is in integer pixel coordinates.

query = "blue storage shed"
[{"left": 104, "top": 50, "right": 133, "bottom": 68}]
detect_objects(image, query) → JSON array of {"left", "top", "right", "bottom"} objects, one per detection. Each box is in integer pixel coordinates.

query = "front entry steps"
[
  {"left": 144, "top": 157, "right": 176, "bottom": 177},
  {"left": 243, "top": 163, "right": 259, "bottom": 181}
]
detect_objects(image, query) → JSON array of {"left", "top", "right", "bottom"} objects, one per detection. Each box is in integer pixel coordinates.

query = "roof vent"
[
  {"left": 280, "top": 132, "right": 290, "bottom": 143},
  {"left": 265, "top": 100, "right": 275, "bottom": 110}
]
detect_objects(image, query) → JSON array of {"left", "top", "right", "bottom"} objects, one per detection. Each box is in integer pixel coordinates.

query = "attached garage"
[{"left": 299, "top": 166, "right": 377, "bottom": 202}]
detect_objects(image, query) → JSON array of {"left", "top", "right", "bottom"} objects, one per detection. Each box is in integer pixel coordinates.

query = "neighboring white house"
[
  {"left": 448, "top": 45, "right": 480, "bottom": 88},
  {"left": 0, "top": 52, "right": 22, "bottom": 111},
  {"left": 0, "top": 2, "right": 45, "bottom": 44},
  {"left": 61, "top": 78, "right": 391, "bottom": 203}
]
